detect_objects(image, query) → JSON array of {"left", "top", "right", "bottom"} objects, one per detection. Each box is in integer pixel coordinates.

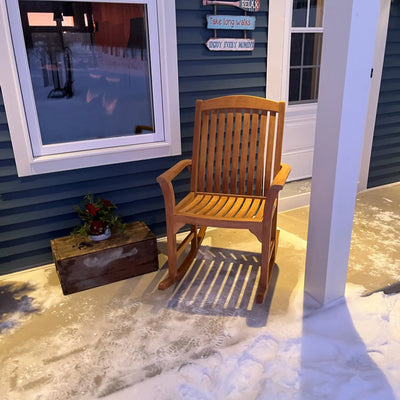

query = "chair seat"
[{"left": 175, "top": 192, "right": 266, "bottom": 223}]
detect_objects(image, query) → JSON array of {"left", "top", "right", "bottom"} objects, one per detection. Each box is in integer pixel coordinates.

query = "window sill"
[{"left": 18, "top": 141, "right": 179, "bottom": 176}]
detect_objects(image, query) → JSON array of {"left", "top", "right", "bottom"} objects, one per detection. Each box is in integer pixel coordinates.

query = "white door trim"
[
  {"left": 267, "top": 0, "right": 319, "bottom": 182},
  {"left": 266, "top": 0, "right": 291, "bottom": 101}
]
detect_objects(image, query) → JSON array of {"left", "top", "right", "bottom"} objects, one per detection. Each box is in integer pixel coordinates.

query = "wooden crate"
[{"left": 51, "top": 221, "right": 159, "bottom": 295}]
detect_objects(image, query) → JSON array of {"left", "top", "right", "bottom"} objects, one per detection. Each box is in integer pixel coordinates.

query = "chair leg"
[
  {"left": 158, "top": 225, "right": 207, "bottom": 290},
  {"left": 256, "top": 228, "right": 280, "bottom": 304},
  {"left": 158, "top": 224, "right": 178, "bottom": 290},
  {"left": 256, "top": 241, "right": 271, "bottom": 304},
  {"left": 256, "top": 208, "right": 279, "bottom": 304},
  {"left": 269, "top": 210, "right": 278, "bottom": 275}
]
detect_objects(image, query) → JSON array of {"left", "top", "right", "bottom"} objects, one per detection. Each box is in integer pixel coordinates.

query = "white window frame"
[
  {"left": 289, "top": 2, "right": 323, "bottom": 105},
  {"left": 267, "top": 0, "right": 323, "bottom": 112},
  {"left": 267, "top": 0, "right": 323, "bottom": 182},
  {"left": 8, "top": 0, "right": 165, "bottom": 156},
  {"left": 0, "top": 0, "right": 180, "bottom": 176}
]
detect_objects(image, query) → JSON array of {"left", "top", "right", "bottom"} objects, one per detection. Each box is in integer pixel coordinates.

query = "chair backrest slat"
[
  {"left": 247, "top": 111, "right": 260, "bottom": 195},
  {"left": 222, "top": 110, "right": 234, "bottom": 193},
  {"left": 191, "top": 100, "right": 203, "bottom": 192},
  {"left": 264, "top": 112, "right": 277, "bottom": 195},
  {"left": 254, "top": 111, "right": 268, "bottom": 196},
  {"left": 230, "top": 110, "right": 243, "bottom": 193},
  {"left": 274, "top": 102, "right": 286, "bottom": 177},
  {"left": 192, "top": 96, "right": 285, "bottom": 197},
  {"left": 238, "top": 110, "right": 250, "bottom": 195},
  {"left": 206, "top": 110, "right": 218, "bottom": 192},
  {"left": 197, "top": 110, "right": 210, "bottom": 192},
  {"left": 214, "top": 111, "right": 226, "bottom": 191}
]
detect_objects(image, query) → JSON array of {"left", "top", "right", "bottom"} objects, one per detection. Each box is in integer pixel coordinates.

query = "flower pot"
[
  {"left": 89, "top": 227, "right": 111, "bottom": 242},
  {"left": 88, "top": 221, "right": 111, "bottom": 241}
]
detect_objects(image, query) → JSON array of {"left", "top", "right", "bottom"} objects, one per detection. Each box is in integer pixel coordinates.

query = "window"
[
  {"left": 0, "top": 0, "right": 180, "bottom": 176},
  {"left": 266, "top": 0, "right": 325, "bottom": 181},
  {"left": 289, "top": 0, "right": 324, "bottom": 104}
]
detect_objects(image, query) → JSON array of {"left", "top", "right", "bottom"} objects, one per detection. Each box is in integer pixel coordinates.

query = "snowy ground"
[
  {"left": 1, "top": 245, "right": 399, "bottom": 400},
  {"left": 103, "top": 283, "right": 399, "bottom": 400},
  {"left": 1, "top": 184, "right": 399, "bottom": 399}
]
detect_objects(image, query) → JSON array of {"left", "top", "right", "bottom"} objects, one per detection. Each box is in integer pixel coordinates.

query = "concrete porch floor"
[
  {"left": 198, "top": 182, "right": 400, "bottom": 312},
  {"left": 0, "top": 182, "right": 399, "bottom": 399}
]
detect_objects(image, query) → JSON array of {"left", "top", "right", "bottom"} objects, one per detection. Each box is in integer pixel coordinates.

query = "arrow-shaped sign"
[
  {"left": 206, "top": 38, "right": 255, "bottom": 51},
  {"left": 202, "top": 0, "right": 260, "bottom": 12},
  {"left": 206, "top": 15, "right": 256, "bottom": 30}
]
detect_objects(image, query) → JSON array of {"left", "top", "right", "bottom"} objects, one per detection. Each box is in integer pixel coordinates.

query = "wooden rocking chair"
[{"left": 157, "top": 95, "right": 291, "bottom": 304}]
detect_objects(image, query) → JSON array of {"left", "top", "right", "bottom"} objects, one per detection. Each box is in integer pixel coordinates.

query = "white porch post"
[{"left": 304, "top": 0, "right": 380, "bottom": 305}]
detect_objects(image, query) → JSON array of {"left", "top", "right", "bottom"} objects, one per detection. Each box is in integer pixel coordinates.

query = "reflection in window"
[
  {"left": 292, "top": 0, "right": 323, "bottom": 28},
  {"left": 289, "top": 0, "right": 323, "bottom": 104},
  {"left": 19, "top": 1, "right": 154, "bottom": 146}
]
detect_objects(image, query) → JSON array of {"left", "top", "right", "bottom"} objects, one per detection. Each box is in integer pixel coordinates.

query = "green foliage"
[{"left": 72, "top": 194, "right": 125, "bottom": 236}]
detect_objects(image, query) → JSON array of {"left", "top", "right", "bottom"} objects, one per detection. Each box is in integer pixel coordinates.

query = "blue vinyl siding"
[
  {"left": 368, "top": 1, "right": 400, "bottom": 188},
  {"left": 0, "top": 1, "right": 268, "bottom": 274}
]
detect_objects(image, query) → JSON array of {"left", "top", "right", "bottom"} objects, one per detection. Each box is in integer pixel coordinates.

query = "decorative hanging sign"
[
  {"left": 206, "top": 38, "right": 255, "bottom": 51},
  {"left": 203, "top": 0, "right": 260, "bottom": 52},
  {"left": 202, "top": 0, "right": 260, "bottom": 12},
  {"left": 206, "top": 15, "right": 256, "bottom": 30}
]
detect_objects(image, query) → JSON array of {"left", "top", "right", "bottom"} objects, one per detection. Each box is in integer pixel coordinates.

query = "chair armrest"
[
  {"left": 157, "top": 159, "right": 192, "bottom": 185},
  {"left": 263, "top": 164, "right": 291, "bottom": 218},
  {"left": 270, "top": 163, "right": 291, "bottom": 191},
  {"left": 157, "top": 159, "right": 192, "bottom": 213}
]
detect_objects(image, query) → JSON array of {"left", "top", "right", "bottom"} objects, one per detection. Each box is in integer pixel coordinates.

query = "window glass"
[
  {"left": 18, "top": 1, "right": 155, "bottom": 148},
  {"left": 303, "top": 33, "right": 320, "bottom": 65},
  {"left": 289, "top": 68, "right": 301, "bottom": 103},
  {"left": 289, "top": 33, "right": 322, "bottom": 103},
  {"left": 309, "top": 0, "right": 324, "bottom": 27},
  {"left": 290, "top": 33, "right": 302, "bottom": 66},
  {"left": 301, "top": 67, "right": 319, "bottom": 101},
  {"left": 292, "top": 0, "right": 307, "bottom": 27}
]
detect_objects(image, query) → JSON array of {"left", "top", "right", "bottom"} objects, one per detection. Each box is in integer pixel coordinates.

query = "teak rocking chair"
[{"left": 157, "top": 95, "right": 291, "bottom": 304}]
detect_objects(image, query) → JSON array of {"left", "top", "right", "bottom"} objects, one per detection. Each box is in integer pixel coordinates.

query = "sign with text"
[
  {"left": 203, "top": 0, "right": 260, "bottom": 12},
  {"left": 206, "top": 38, "right": 255, "bottom": 51},
  {"left": 207, "top": 15, "right": 256, "bottom": 30}
]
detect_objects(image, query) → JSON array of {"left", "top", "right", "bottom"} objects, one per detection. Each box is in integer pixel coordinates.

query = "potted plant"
[{"left": 73, "top": 194, "right": 125, "bottom": 241}]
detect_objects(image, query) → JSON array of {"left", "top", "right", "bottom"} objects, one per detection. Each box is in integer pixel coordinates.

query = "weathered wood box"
[{"left": 51, "top": 221, "right": 159, "bottom": 295}]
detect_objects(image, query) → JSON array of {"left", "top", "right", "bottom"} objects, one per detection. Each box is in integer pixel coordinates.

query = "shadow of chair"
[{"left": 157, "top": 95, "right": 290, "bottom": 304}]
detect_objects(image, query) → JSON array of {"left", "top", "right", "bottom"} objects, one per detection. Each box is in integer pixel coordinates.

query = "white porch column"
[{"left": 304, "top": 0, "right": 380, "bottom": 305}]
